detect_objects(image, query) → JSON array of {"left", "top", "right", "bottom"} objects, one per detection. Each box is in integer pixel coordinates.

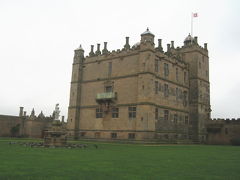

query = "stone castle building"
[{"left": 67, "top": 28, "right": 211, "bottom": 143}]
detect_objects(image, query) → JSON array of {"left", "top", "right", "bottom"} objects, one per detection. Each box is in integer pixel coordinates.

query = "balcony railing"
[{"left": 96, "top": 92, "right": 117, "bottom": 101}]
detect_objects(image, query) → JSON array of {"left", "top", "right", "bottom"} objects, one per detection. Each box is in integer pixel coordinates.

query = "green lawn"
[{"left": 0, "top": 139, "right": 239, "bottom": 180}]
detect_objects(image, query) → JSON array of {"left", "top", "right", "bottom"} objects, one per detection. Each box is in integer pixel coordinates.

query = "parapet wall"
[{"left": 208, "top": 118, "right": 240, "bottom": 124}]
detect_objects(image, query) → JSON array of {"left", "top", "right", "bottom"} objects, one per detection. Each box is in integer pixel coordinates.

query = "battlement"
[{"left": 208, "top": 118, "right": 240, "bottom": 124}]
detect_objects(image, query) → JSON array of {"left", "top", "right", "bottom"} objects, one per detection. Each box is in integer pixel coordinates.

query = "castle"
[
  {"left": 67, "top": 28, "right": 211, "bottom": 143},
  {"left": 0, "top": 29, "right": 239, "bottom": 144}
]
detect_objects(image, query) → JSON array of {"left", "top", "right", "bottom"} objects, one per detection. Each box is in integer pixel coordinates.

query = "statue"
[{"left": 53, "top": 104, "right": 60, "bottom": 121}]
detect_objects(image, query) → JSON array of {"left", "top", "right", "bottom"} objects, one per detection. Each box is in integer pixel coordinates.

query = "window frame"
[{"left": 128, "top": 106, "right": 136, "bottom": 118}]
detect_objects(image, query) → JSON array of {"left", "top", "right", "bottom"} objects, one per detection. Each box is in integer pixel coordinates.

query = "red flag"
[{"left": 193, "top": 13, "right": 198, "bottom": 17}]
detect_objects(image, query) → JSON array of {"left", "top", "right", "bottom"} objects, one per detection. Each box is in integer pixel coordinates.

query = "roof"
[
  {"left": 75, "top": 44, "right": 84, "bottom": 51},
  {"left": 141, "top": 28, "right": 154, "bottom": 36},
  {"left": 184, "top": 34, "right": 194, "bottom": 42}
]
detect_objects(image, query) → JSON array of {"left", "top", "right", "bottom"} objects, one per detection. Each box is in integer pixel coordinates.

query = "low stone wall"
[{"left": 206, "top": 119, "right": 240, "bottom": 145}]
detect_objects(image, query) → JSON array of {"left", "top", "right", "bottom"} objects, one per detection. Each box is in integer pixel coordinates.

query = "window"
[
  {"left": 158, "top": 82, "right": 161, "bottom": 91},
  {"left": 112, "top": 107, "right": 119, "bottom": 118},
  {"left": 128, "top": 106, "right": 136, "bottom": 118},
  {"left": 108, "top": 62, "right": 112, "bottom": 77},
  {"left": 183, "top": 91, "right": 188, "bottom": 106},
  {"left": 184, "top": 72, "right": 187, "bottom": 83},
  {"left": 199, "top": 61, "right": 201, "bottom": 69},
  {"left": 155, "top": 108, "right": 158, "bottom": 120},
  {"left": 164, "top": 84, "right": 169, "bottom": 97},
  {"left": 174, "top": 114, "right": 178, "bottom": 124},
  {"left": 105, "top": 86, "right": 113, "bottom": 92},
  {"left": 155, "top": 81, "right": 158, "bottom": 94},
  {"left": 176, "top": 68, "right": 179, "bottom": 82},
  {"left": 111, "top": 133, "right": 117, "bottom": 139},
  {"left": 155, "top": 59, "right": 159, "bottom": 72},
  {"left": 96, "top": 108, "right": 103, "bottom": 118},
  {"left": 128, "top": 133, "right": 135, "bottom": 139},
  {"left": 164, "top": 63, "right": 169, "bottom": 77},
  {"left": 164, "top": 110, "right": 169, "bottom": 121},
  {"left": 185, "top": 116, "right": 189, "bottom": 124},
  {"left": 176, "top": 88, "right": 179, "bottom": 100}
]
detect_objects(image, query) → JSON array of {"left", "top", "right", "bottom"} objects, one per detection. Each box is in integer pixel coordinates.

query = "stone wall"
[
  {"left": 0, "top": 115, "right": 23, "bottom": 136},
  {"left": 206, "top": 119, "right": 240, "bottom": 145},
  {"left": 0, "top": 114, "right": 53, "bottom": 138}
]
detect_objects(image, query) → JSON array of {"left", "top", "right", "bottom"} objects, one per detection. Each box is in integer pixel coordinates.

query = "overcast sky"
[{"left": 0, "top": 0, "right": 239, "bottom": 119}]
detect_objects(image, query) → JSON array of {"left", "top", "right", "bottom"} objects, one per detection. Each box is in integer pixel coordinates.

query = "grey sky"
[{"left": 0, "top": 0, "right": 239, "bottom": 119}]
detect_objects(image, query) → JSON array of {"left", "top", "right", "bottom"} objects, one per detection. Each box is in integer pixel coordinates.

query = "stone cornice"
[
  {"left": 69, "top": 102, "right": 189, "bottom": 113},
  {"left": 71, "top": 71, "right": 189, "bottom": 89}
]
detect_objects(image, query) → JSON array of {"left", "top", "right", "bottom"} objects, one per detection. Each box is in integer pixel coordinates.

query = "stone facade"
[{"left": 67, "top": 29, "right": 211, "bottom": 143}]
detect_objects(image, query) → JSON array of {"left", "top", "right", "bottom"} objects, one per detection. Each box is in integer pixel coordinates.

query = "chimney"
[
  {"left": 89, "top": 45, "right": 95, "bottom": 56},
  {"left": 104, "top": 42, "right": 107, "bottom": 49},
  {"left": 23, "top": 111, "right": 27, "bottom": 116},
  {"left": 158, "top": 39, "right": 163, "bottom": 52},
  {"left": 19, "top": 107, "right": 24, "bottom": 117},
  {"left": 124, "top": 37, "right": 130, "bottom": 50},
  {"left": 167, "top": 44, "right": 170, "bottom": 52},
  {"left": 204, "top": 43, "right": 208, "bottom": 50},
  {"left": 102, "top": 42, "right": 109, "bottom": 55},
  {"left": 95, "top": 43, "right": 101, "bottom": 55},
  {"left": 61, "top": 116, "right": 65, "bottom": 123},
  {"left": 171, "top": 41, "right": 174, "bottom": 48},
  {"left": 194, "top": 36, "right": 198, "bottom": 44}
]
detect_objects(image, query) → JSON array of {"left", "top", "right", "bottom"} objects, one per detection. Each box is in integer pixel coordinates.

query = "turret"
[
  {"left": 140, "top": 28, "right": 155, "bottom": 45},
  {"left": 74, "top": 44, "right": 85, "bottom": 63}
]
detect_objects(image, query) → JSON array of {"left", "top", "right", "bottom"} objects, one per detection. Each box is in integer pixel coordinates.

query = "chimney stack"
[
  {"left": 167, "top": 44, "right": 170, "bottom": 52},
  {"left": 95, "top": 43, "right": 101, "bottom": 55},
  {"left": 124, "top": 37, "right": 130, "bottom": 50},
  {"left": 171, "top": 41, "right": 174, "bottom": 48},
  {"left": 89, "top": 45, "right": 95, "bottom": 56},
  {"left": 19, "top": 107, "right": 24, "bottom": 117},
  {"left": 194, "top": 36, "right": 198, "bottom": 44},
  {"left": 204, "top": 43, "right": 208, "bottom": 50},
  {"left": 158, "top": 39, "right": 163, "bottom": 52},
  {"left": 102, "top": 42, "right": 109, "bottom": 54}
]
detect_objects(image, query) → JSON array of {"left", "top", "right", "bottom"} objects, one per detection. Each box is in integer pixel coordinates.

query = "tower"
[
  {"left": 67, "top": 45, "right": 85, "bottom": 139},
  {"left": 179, "top": 35, "right": 211, "bottom": 142}
]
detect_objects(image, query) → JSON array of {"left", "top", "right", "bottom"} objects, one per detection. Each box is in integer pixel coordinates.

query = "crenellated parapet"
[{"left": 208, "top": 118, "right": 240, "bottom": 124}]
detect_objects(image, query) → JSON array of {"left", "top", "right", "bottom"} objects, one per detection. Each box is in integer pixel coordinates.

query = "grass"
[{"left": 0, "top": 139, "right": 239, "bottom": 180}]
